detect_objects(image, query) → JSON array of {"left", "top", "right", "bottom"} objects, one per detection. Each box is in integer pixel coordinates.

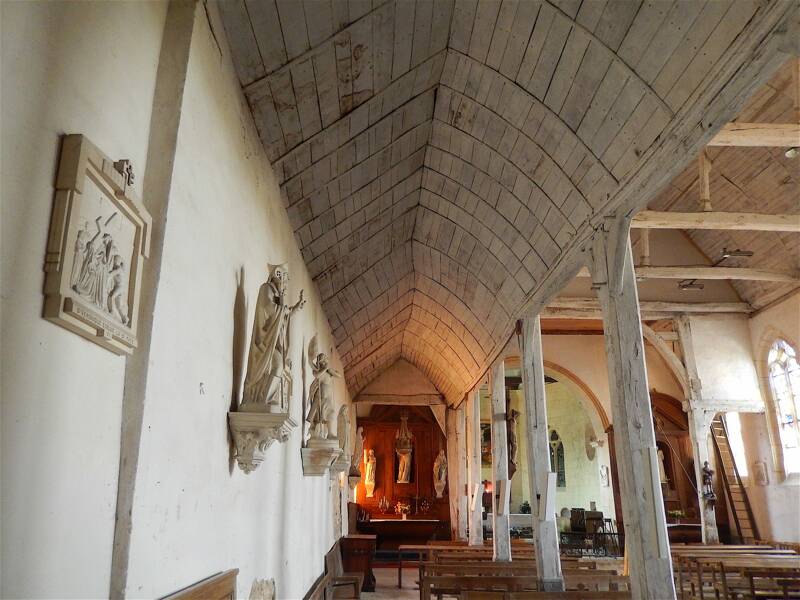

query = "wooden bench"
[
  {"left": 421, "top": 574, "right": 541, "bottom": 600},
  {"left": 419, "top": 561, "right": 629, "bottom": 598},
  {"left": 397, "top": 543, "right": 536, "bottom": 588},
  {"left": 671, "top": 547, "right": 799, "bottom": 600},
  {"left": 161, "top": 569, "right": 238, "bottom": 600},
  {"left": 325, "top": 540, "right": 363, "bottom": 599},
  {"left": 461, "top": 592, "right": 631, "bottom": 599}
]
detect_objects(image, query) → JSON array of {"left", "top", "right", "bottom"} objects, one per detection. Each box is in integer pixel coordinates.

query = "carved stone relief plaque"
[{"left": 43, "top": 134, "right": 151, "bottom": 355}]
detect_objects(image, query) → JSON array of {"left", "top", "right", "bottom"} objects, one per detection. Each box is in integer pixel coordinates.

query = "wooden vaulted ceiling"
[{"left": 218, "top": 0, "right": 793, "bottom": 404}]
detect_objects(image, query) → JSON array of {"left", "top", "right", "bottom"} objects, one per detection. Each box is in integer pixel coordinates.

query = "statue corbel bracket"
[
  {"left": 228, "top": 411, "right": 297, "bottom": 474},
  {"left": 301, "top": 438, "right": 343, "bottom": 476}
]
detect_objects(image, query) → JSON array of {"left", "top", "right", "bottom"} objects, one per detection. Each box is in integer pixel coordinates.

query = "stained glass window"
[{"left": 768, "top": 339, "right": 800, "bottom": 474}]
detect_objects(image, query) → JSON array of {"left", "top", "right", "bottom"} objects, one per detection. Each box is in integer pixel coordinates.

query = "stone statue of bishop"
[{"left": 241, "top": 263, "right": 305, "bottom": 413}]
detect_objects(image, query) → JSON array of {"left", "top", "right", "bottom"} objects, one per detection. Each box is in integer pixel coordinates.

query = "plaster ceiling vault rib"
[{"left": 218, "top": 0, "right": 796, "bottom": 404}]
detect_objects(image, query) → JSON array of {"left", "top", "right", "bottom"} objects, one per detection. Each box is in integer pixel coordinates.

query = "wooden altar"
[{"left": 356, "top": 517, "right": 449, "bottom": 551}]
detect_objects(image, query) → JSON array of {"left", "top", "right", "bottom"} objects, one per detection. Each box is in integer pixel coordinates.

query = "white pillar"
[
  {"left": 591, "top": 228, "right": 676, "bottom": 599},
  {"left": 490, "top": 360, "right": 511, "bottom": 561},
  {"left": 446, "top": 407, "right": 468, "bottom": 540},
  {"left": 676, "top": 315, "right": 720, "bottom": 544},
  {"left": 467, "top": 387, "right": 484, "bottom": 546},
  {"left": 520, "top": 315, "right": 564, "bottom": 590}
]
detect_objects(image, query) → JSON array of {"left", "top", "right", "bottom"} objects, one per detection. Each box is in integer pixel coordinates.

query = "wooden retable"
[{"left": 340, "top": 534, "right": 377, "bottom": 592}]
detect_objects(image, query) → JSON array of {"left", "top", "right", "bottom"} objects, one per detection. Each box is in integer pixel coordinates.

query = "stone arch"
[{"left": 544, "top": 360, "right": 610, "bottom": 432}]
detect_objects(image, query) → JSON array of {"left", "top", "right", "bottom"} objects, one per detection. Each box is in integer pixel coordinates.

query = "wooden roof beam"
[
  {"left": 707, "top": 122, "right": 800, "bottom": 146},
  {"left": 544, "top": 297, "right": 753, "bottom": 320},
  {"left": 576, "top": 265, "right": 798, "bottom": 282},
  {"left": 636, "top": 266, "right": 799, "bottom": 282},
  {"left": 631, "top": 210, "right": 800, "bottom": 232}
]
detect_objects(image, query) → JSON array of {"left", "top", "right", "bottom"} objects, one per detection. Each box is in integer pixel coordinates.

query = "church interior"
[{"left": 2, "top": 1, "right": 800, "bottom": 599}]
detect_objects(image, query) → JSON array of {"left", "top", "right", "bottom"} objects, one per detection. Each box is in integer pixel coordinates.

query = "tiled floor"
[{"left": 361, "top": 568, "right": 418, "bottom": 599}]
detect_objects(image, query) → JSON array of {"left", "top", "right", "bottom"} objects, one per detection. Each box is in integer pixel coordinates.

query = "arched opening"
[{"left": 484, "top": 358, "right": 617, "bottom": 539}]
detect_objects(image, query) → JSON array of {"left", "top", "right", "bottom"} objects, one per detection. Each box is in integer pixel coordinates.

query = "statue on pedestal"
[
  {"left": 658, "top": 448, "right": 669, "bottom": 484},
  {"left": 433, "top": 449, "right": 447, "bottom": 498},
  {"left": 241, "top": 263, "right": 305, "bottom": 413},
  {"left": 395, "top": 412, "right": 413, "bottom": 484},
  {"left": 305, "top": 336, "right": 340, "bottom": 439},
  {"left": 364, "top": 449, "right": 376, "bottom": 498},
  {"left": 702, "top": 461, "right": 716, "bottom": 505}
]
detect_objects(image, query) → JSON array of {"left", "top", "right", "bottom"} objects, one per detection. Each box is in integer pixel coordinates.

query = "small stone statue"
[
  {"left": 248, "top": 578, "right": 275, "bottom": 600},
  {"left": 395, "top": 412, "right": 413, "bottom": 484},
  {"left": 350, "top": 426, "right": 364, "bottom": 477},
  {"left": 337, "top": 405, "right": 350, "bottom": 454},
  {"left": 702, "top": 461, "right": 716, "bottom": 503},
  {"left": 242, "top": 263, "right": 305, "bottom": 412},
  {"left": 507, "top": 408, "right": 520, "bottom": 480},
  {"left": 364, "top": 449, "right": 376, "bottom": 498},
  {"left": 306, "top": 336, "right": 341, "bottom": 439},
  {"left": 658, "top": 448, "right": 669, "bottom": 483},
  {"left": 433, "top": 449, "right": 447, "bottom": 498}
]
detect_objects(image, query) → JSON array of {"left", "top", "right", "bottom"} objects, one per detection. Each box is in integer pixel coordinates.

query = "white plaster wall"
[
  {"left": 547, "top": 385, "right": 615, "bottom": 519},
  {"left": 541, "top": 335, "right": 686, "bottom": 425},
  {"left": 0, "top": 2, "right": 167, "bottom": 597},
  {"left": 690, "top": 314, "right": 762, "bottom": 406},
  {"left": 744, "top": 293, "right": 800, "bottom": 543},
  {"left": 123, "top": 9, "right": 350, "bottom": 599},
  {"left": 738, "top": 412, "right": 800, "bottom": 542}
]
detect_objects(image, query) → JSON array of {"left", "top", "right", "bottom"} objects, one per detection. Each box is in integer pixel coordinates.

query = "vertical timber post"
[
  {"left": 490, "top": 360, "right": 511, "bottom": 561},
  {"left": 590, "top": 224, "right": 676, "bottom": 599},
  {"left": 520, "top": 315, "right": 564, "bottom": 590},
  {"left": 467, "top": 387, "right": 484, "bottom": 546},
  {"left": 676, "top": 315, "right": 720, "bottom": 544}
]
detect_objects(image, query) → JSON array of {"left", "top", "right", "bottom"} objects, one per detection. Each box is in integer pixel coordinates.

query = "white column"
[
  {"left": 676, "top": 315, "right": 720, "bottom": 544},
  {"left": 467, "top": 387, "right": 484, "bottom": 546},
  {"left": 490, "top": 360, "right": 511, "bottom": 561},
  {"left": 591, "top": 228, "right": 676, "bottom": 599},
  {"left": 520, "top": 315, "right": 564, "bottom": 591},
  {"left": 446, "top": 407, "right": 468, "bottom": 540}
]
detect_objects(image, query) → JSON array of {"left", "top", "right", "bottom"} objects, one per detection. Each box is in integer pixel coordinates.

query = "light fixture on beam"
[
  {"left": 785, "top": 147, "right": 799, "bottom": 159},
  {"left": 679, "top": 280, "right": 705, "bottom": 291},
  {"left": 718, "top": 247, "right": 754, "bottom": 260}
]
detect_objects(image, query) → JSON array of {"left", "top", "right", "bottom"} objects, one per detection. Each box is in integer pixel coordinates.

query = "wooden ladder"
[{"left": 710, "top": 415, "right": 759, "bottom": 543}]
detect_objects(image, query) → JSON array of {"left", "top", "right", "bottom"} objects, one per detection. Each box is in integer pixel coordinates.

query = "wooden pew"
[
  {"left": 671, "top": 546, "right": 798, "bottom": 600},
  {"left": 398, "top": 543, "right": 536, "bottom": 588},
  {"left": 462, "top": 592, "right": 630, "bottom": 599},
  {"left": 421, "top": 574, "right": 540, "bottom": 600},
  {"left": 161, "top": 569, "right": 238, "bottom": 600},
  {"left": 712, "top": 557, "right": 800, "bottom": 600},
  {"left": 419, "top": 561, "right": 630, "bottom": 598}
]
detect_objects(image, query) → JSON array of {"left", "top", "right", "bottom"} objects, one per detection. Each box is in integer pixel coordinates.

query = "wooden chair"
[
  {"left": 302, "top": 572, "right": 330, "bottom": 600},
  {"left": 325, "top": 541, "right": 363, "bottom": 599},
  {"left": 161, "top": 569, "right": 238, "bottom": 600}
]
